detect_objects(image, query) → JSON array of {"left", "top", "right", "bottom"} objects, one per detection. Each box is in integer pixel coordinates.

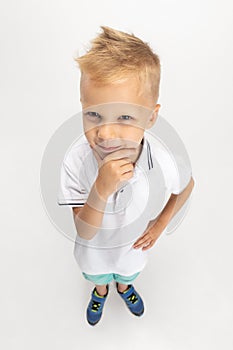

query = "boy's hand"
[
  {"left": 92, "top": 147, "right": 136, "bottom": 199},
  {"left": 133, "top": 219, "right": 166, "bottom": 251}
]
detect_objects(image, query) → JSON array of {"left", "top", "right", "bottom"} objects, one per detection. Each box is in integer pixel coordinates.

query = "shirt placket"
[{"left": 113, "top": 173, "right": 139, "bottom": 214}]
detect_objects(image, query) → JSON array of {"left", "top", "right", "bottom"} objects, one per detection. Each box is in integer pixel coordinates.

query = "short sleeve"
[
  {"left": 147, "top": 116, "right": 193, "bottom": 195},
  {"left": 57, "top": 161, "right": 88, "bottom": 207},
  {"left": 158, "top": 148, "right": 192, "bottom": 194}
]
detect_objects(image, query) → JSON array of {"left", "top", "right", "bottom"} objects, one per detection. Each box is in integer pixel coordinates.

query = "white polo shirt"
[{"left": 57, "top": 130, "right": 192, "bottom": 275}]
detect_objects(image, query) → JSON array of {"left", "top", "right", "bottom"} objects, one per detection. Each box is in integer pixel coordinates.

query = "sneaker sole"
[{"left": 132, "top": 306, "right": 144, "bottom": 316}]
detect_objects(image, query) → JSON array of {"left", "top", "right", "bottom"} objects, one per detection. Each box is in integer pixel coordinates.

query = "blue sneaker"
[
  {"left": 116, "top": 283, "right": 144, "bottom": 316},
  {"left": 86, "top": 285, "right": 109, "bottom": 326}
]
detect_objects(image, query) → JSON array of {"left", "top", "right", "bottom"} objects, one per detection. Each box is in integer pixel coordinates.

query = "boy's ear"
[{"left": 146, "top": 104, "right": 161, "bottom": 129}]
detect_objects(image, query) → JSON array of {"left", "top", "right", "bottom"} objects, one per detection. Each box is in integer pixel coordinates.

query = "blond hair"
[{"left": 74, "top": 26, "right": 161, "bottom": 102}]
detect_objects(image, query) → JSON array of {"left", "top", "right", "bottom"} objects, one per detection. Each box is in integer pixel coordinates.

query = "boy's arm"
[
  {"left": 72, "top": 181, "right": 108, "bottom": 240},
  {"left": 72, "top": 148, "right": 135, "bottom": 240},
  {"left": 133, "top": 176, "right": 195, "bottom": 250}
]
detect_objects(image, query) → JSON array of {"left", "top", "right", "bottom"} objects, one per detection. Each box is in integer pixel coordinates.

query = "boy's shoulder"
[
  {"left": 145, "top": 129, "right": 192, "bottom": 194},
  {"left": 63, "top": 134, "right": 93, "bottom": 168},
  {"left": 145, "top": 131, "right": 175, "bottom": 164}
]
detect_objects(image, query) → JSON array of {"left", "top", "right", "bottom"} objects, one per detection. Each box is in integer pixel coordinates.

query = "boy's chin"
[{"left": 100, "top": 145, "right": 142, "bottom": 163}]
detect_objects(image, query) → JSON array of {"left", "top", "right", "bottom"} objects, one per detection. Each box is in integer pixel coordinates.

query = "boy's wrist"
[
  {"left": 87, "top": 181, "right": 109, "bottom": 212},
  {"left": 95, "top": 178, "right": 111, "bottom": 201}
]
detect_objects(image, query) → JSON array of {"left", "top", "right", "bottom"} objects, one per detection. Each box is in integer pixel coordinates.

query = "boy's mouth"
[{"left": 98, "top": 145, "right": 121, "bottom": 152}]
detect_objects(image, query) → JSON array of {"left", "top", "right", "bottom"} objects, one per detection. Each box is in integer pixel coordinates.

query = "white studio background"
[{"left": 1, "top": 1, "right": 233, "bottom": 349}]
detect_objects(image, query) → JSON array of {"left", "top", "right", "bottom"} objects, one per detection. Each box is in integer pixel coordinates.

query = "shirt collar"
[{"left": 135, "top": 133, "right": 153, "bottom": 173}]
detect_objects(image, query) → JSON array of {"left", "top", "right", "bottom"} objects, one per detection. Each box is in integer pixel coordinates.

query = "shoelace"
[{"left": 127, "top": 292, "right": 138, "bottom": 304}]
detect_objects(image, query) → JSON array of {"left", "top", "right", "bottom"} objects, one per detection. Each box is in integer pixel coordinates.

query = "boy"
[{"left": 58, "top": 26, "right": 194, "bottom": 326}]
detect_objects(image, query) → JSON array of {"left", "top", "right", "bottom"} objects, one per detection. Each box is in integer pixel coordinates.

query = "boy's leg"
[
  {"left": 117, "top": 283, "right": 129, "bottom": 293},
  {"left": 82, "top": 272, "right": 114, "bottom": 288},
  {"left": 114, "top": 272, "right": 140, "bottom": 291},
  {"left": 82, "top": 272, "right": 113, "bottom": 295},
  {"left": 95, "top": 284, "right": 108, "bottom": 296}
]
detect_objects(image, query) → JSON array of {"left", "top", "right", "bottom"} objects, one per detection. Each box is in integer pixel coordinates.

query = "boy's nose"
[{"left": 97, "top": 123, "right": 117, "bottom": 139}]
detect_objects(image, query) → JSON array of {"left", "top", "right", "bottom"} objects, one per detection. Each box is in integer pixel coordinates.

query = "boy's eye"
[
  {"left": 119, "top": 115, "right": 133, "bottom": 121},
  {"left": 85, "top": 111, "right": 101, "bottom": 118}
]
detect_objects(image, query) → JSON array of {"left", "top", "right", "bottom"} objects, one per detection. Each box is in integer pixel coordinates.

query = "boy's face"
[{"left": 80, "top": 74, "right": 160, "bottom": 160}]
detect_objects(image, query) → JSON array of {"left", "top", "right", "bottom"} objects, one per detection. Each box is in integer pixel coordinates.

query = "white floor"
[{"left": 2, "top": 179, "right": 233, "bottom": 350}]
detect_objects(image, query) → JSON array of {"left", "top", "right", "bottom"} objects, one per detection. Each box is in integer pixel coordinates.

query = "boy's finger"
[
  {"left": 92, "top": 148, "right": 104, "bottom": 166},
  {"left": 133, "top": 238, "right": 151, "bottom": 249},
  {"left": 133, "top": 232, "right": 149, "bottom": 248},
  {"left": 103, "top": 148, "right": 137, "bottom": 162},
  {"left": 142, "top": 241, "right": 154, "bottom": 251}
]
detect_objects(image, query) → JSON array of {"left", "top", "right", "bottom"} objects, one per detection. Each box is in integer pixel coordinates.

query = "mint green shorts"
[{"left": 82, "top": 272, "right": 140, "bottom": 285}]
